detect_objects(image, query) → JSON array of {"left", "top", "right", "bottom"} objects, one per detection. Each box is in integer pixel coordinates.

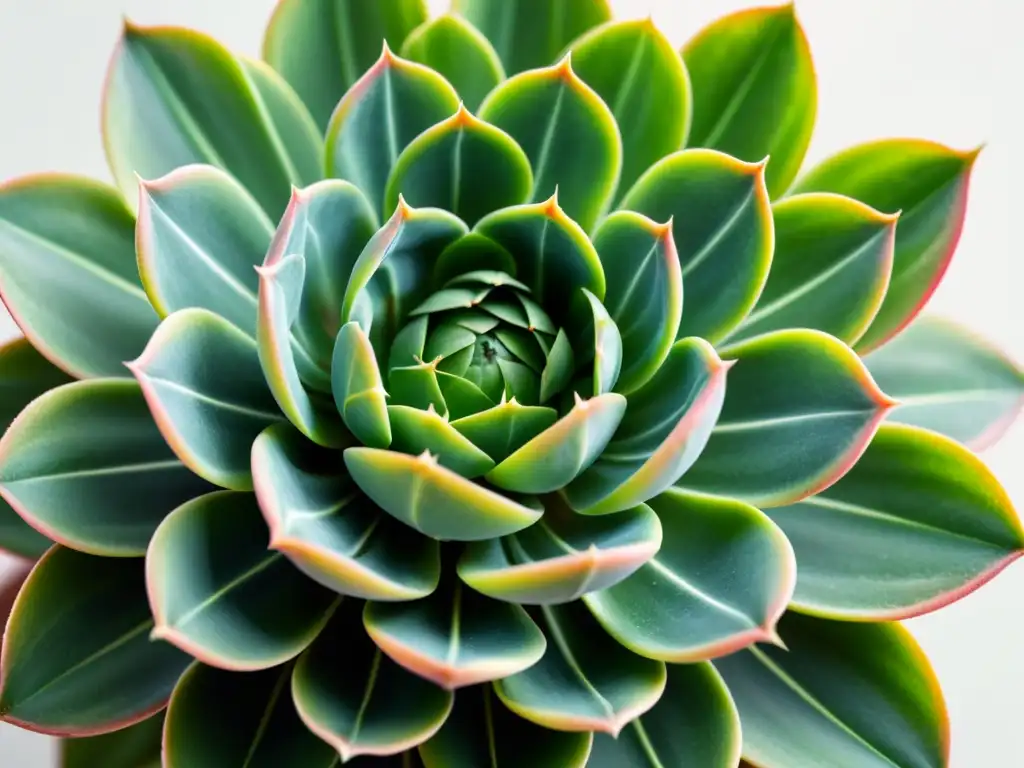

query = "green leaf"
[
  {"left": 432, "top": 232, "right": 517, "bottom": 286},
  {"left": 588, "top": 663, "right": 741, "bottom": 768},
  {"left": 769, "top": 423, "right": 1024, "bottom": 621},
  {"left": 574, "top": 288, "right": 622, "bottom": 396},
  {"left": 458, "top": 499, "right": 661, "bottom": 605},
  {"left": 385, "top": 106, "right": 533, "bottom": 227},
  {"left": 420, "top": 685, "right": 592, "bottom": 768},
  {"left": 129, "top": 308, "right": 283, "bottom": 491},
  {"left": 585, "top": 489, "right": 794, "bottom": 662},
  {"left": 0, "top": 546, "right": 190, "bottom": 735},
  {"left": 494, "top": 600, "right": 665, "bottom": 735},
  {"left": 568, "top": 19, "right": 692, "bottom": 203},
  {"left": 325, "top": 46, "right": 460, "bottom": 215},
  {"left": 683, "top": 4, "right": 816, "bottom": 198},
  {"left": 620, "top": 149, "right": 773, "bottom": 344},
  {"left": 539, "top": 329, "right": 575, "bottom": 404},
  {"left": 450, "top": 399, "right": 558, "bottom": 464},
  {"left": 724, "top": 193, "right": 897, "bottom": 347},
  {"left": 136, "top": 165, "right": 274, "bottom": 336},
  {"left": 264, "top": 0, "right": 428, "bottom": 130},
  {"left": 0, "top": 560, "right": 30, "bottom": 632},
  {"left": 865, "top": 315, "right": 1024, "bottom": 449},
  {"left": 387, "top": 405, "right": 495, "bottom": 478},
  {"left": 104, "top": 23, "right": 321, "bottom": 220},
  {"left": 344, "top": 448, "right": 542, "bottom": 540},
  {"left": 0, "top": 379, "right": 212, "bottom": 557},
  {"left": 389, "top": 361, "right": 449, "bottom": 415},
  {"left": 147, "top": 491, "right": 336, "bottom": 671},
  {"left": 401, "top": 14, "right": 504, "bottom": 111},
  {"left": 566, "top": 338, "right": 728, "bottom": 515},
  {"left": 485, "top": 392, "right": 626, "bottom": 494},
  {"left": 292, "top": 598, "right": 454, "bottom": 761},
  {"left": 60, "top": 711, "right": 164, "bottom": 768},
  {"left": 715, "top": 612, "right": 948, "bottom": 768},
  {"left": 478, "top": 58, "right": 621, "bottom": 233},
  {"left": 0, "top": 175, "right": 156, "bottom": 378},
  {"left": 333, "top": 321, "right": 392, "bottom": 449},
  {"left": 163, "top": 661, "right": 335, "bottom": 768},
  {"left": 363, "top": 576, "right": 546, "bottom": 689},
  {"left": 453, "top": 0, "right": 611, "bottom": 75},
  {"left": 793, "top": 140, "right": 980, "bottom": 352},
  {"left": 680, "top": 329, "right": 895, "bottom": 507}
]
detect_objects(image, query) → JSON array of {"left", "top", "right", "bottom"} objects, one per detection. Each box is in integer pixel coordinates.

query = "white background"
[{"left": 0, "top": 0, "right": 1019, "bottom": 765}]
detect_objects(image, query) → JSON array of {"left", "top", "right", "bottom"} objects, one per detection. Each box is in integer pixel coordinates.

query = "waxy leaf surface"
[{"left": 60, "top": 711, "right": 164, "bottom": 768}]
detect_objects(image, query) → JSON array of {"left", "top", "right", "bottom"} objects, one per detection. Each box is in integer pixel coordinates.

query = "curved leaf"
[
  {"left": 104, "top": 22, "right": 321, "bottom": 219},
  {"left": 680, "top": 329, "right": 895, "bottom": 507},
  {"left": 724, "top": 193, "right": 897, "bottom": 347},
  {"left": 252, "top": 423, "right": 439, "bottom": 601},
  {"left": 478, "top": 57, "right": 621, "bottom": 232},
  {"left": 0, "top": 562, "right": 31, "bottom": 642},
  {"left": 129, "top": 308, "right": 283, "bottom": 491},
  {"left": 387, "top": 405, "right": 495, "bottom": 478},
  {"left": 147, "top": 491, "right": 336, "bottom": 671},
  {"left": 0, "top": 546, "right": 189, "bottom": 736},
  {"left": 620, "top": 149, "right": 773, "bottom": 344},
  {"left": 60, "top": 711, "right": 163, "bottom": 768},
  {"left": 450, "top": 399, "right": 558, "bottom": 464},
  {"left": 715, "top": 612, "right": 948, "bottom": 768},
  {"left": 0, "top": 379, "right": 212, "bottom": 557},
  {"left": 769, "top": 423, "right": 1024, "bottom": 621},
  {"left": 575, "top": 288, "right": 622, "bottom": 396},
  {"left": 292, "top": 599, "right": 453, "bottom": 761},
  {"left": 586, "top": 489, "right": 794, "bottom": 662},
  {"left": 332, "top": 321, "right": 392, "bottom": 448},
  {"left": 0, "top": 175, "right": 156, "bottom": 378},
  {"left": 793, "top": 139, "right": 979, "bottom": 352},
  {"left": 683, "top": 4, "right": 816, "bottom": 198},
  {"left": 865, "top": 315, "right": 1024, "bottom": 449}
]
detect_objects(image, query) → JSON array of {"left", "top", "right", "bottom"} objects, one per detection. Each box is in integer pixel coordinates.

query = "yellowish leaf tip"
[
  {"left": 417, "top": 450, "right": 439, "bottom": 468},
  {"left": 395, "top": 194, "right": 414, "bottom": 220},
  {"left": 554, "top": 52, "right": 574, "bottom": 81},
  {"left": 451, "top": 101, "right": 474, "bottom": 128},
  {"left": 763, "top": 626, "right": 787, "bottom": 650},
  {"left": 541, "top": 187, "right": 562, "bottom": 220}
]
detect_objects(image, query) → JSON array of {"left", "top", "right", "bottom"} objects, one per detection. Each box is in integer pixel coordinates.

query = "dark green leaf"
[{"left": 60, "top": 712, "right": 164, "bottom": 768}]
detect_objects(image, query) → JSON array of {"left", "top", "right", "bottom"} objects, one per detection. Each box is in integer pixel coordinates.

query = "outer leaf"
[
  {"left": 568, "top": 19, "right": 692, "bottom": 202},
  {"left": 715, "top": 612, "right": 948, "bottom": 768},
  {"left": 0, "top": 547, "right": 189, "bottom": 736},
  {"left": 164, "top": 662, "right": 336, "bottom": 768},
  {"left": 585, "top": 489, "right": 795, "bottom": 662},
  {"left": 494, "top": 601, "right": 666, "bottom": 735},
  {"left": 104, "top": 23, "right": 321, "bottom": 219},
  {"left": 420, "top": 685, "right": 592, "bottom": 768},
  {"left": 865, "top": 315, "right": 1024, "bottom": 449},
  {"left": 0, "top": 175, "right": 156, "bottom": 378},
  {"left": 588, "top": 663, "right": 741, "bottom": 768},
  {"left": 793, "top": 140, "right": 979, "bottom": 352},
  {"left": 566, "top": 338, "right": 729, "bottom": 515},
  {"left": 325, "top": 46, "right": 460, "bottom": 214},
  {"left": 344, "top": 448, "right": 541, "bottom": 540},
  {"left": 724, "top": 193, "right": 897, "bottom": 346},
  {"left": 292, "top": 599, "right": 454, "bottom": 761},
  {"left": 683, "top": 4, "right": 816, "bottom": 198},
  {"left": 478, "top": 57, "right": 621, "bottom": 233},
  {"left": 146, "top": 491, "right": 336, "bottom": 671},
  {"left": 769, "top": 423, "right": 1024, "bottom": 620},
  {"left": 0, "top": 379, "right": 212, "bottom": 557},
  {"left": 332, "top": 321, "right": 392, "bottom": 448},
  {"left": 680, "top": 329, "right": 895, "bottom": 507},
  {"left": 60, "top": 712, "right": 163, "bottom": 768},
  {"left": 263, "top": 0, "right": 428, "bottom": 130},
  {"left": 129, "top": 309, "right": 283, "bottom": 491},
  {"left": 620, "top": 149, "right": 773, "bottom": 344}
]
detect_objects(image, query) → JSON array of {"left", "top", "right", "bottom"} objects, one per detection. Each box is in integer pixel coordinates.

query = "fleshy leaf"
[
  {"left": 0, "top": 379, "right": 212, "bottom": 557},
  {"left": 539, "top": 329, "right": 575, "bottom": 404},
  {"left": 683, "top": 4, "right": 816, "bottom": 198},
  {"left": 715, "top": 612, "right": 948, "bottom": 768},
  {"left": 0, "top": 175, "right": 156, "bottom": 378},
  {"left": 60, "top": 711, "right": 164, "bottom": 768},
  {"left": 387, "top": 405, "right": 495, "bottom": 478},
  {"left": 147, "top": 491, "right": 336, "bottom": 671},
  {"left": 620, "top": 149, "right": 772, "bottom": 344},
  {"left": 679, "top": 329, "right": 895, "bottom": 506},
  {"left": 345, "top": 448, "right": 542, "bottom": 540},
  {"left": 389, "top": 361, "right": 449, "bottom": 415},
  {"left": 450, "top": 399, "right": 558, "bottom": 464},
  {"left": 575, "top": 288, "right": 622, "bottom": 396},
  {"left": 478, "top": 57, "right": 621, "bottom": 233},
  {"left": 585, "top": 489, "right": 794, "bottom": 662},
  {"left": 0, "top": 563, "right": 30, "bottom": 639},
  {"left": 0, "top": 546, "right": 190, "bottom": 736},
  {"left": 793, "top": 139, "right": 979, "bottom": 352},
  {"left": 104, "top": 23, "right": 321, "bottom": 219},
  {"left": 332, "top": 321, "right": 392, "bottom": 449},
  {"left": 252, "top": 423, "right": 439, "bottom": 601},
  {"left": 769, "top": 423, "right": 1024, "bottom": 620},
  {"left": 129, "top": 308, "right": 283, "bottom": 491},
  {"left": 292, "top": 598, "right": 454, "bottom": 761},
  {"left": 865, "top": 315, "right": 1024, "bottom": 449},
  {"left": 494, "top": 601, "right": 666, "bottom": 735},
  {"left": 566, "top": 338, "right": 728, "bottom": 515}
]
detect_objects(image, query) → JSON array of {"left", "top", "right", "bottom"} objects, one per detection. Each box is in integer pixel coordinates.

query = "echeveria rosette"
[{"left": 0, "top": 2, "right": 1019, "bottom": 767}]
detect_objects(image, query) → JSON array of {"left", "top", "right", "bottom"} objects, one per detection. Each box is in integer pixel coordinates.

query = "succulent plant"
[{"left": 0, "top": 1, "right": 1021, "bottom": 767}]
